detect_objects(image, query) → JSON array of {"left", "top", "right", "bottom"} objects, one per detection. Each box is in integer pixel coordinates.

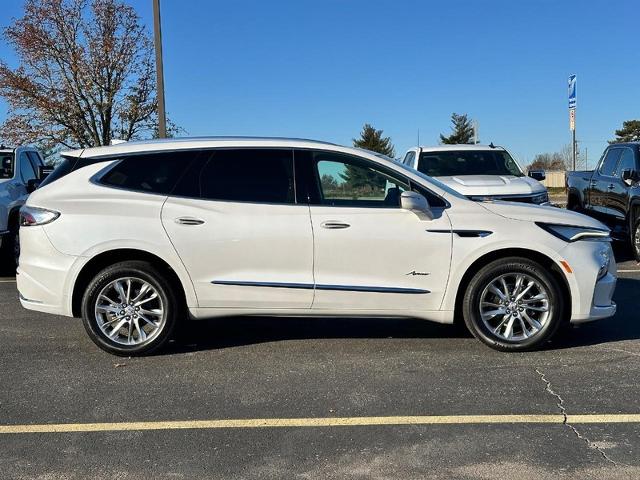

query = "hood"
[
  {"left": 480, "top": 201, "right": 609, "bottom": 230},
  {"left": 434, "top": 175, "right": 545, "bottom": 196}
]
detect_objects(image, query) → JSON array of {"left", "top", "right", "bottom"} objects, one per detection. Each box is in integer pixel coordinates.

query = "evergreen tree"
[
  {"left": 440, "top": 113, "right": 475, "bottom": 144},
  {"left": 609, "top": 120, "right": 640, "bottom": 143},
  {"left": 345, "top": 123, "right": 395, "bottom": 198},
  {"left": 352, "top": 124, "right": 395, "bottom": 157}
]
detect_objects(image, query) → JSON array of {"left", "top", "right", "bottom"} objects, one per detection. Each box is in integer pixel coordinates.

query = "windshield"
[
  {"left": 418, "top": 150, "right": 524, "bottom": 177},
  {"left": 392, "top": 160, "right": 467, "bottom": 199},
  {"left": 0, "top": 152, "right": 14, "bottom": 179}
]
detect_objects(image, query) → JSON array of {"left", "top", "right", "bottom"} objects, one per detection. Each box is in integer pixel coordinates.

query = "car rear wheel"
[
  {"left": 81, "top": 260, "right": 179, "bottom": 356},
  {"left": 463, "top": 257, "right": 564, "bottom": 351}
]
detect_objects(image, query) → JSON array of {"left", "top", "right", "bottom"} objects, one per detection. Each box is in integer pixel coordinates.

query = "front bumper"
[
  {"left": 561, "top": 240, "right": 617, "bottom": 324},
  {"left": 570, "top": 272, "right": 617, "bottom": 323}
]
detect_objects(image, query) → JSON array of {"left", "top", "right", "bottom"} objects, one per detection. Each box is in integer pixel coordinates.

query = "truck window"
[
  {"left": 616, "top": 148, "right": 636, "bottom": 177},
  {"left": 0, "top": 153, "right": 14, "bottom": 179},
  {"left": 19, "top": 153, "right": 37, "bottom": 183},
  {"left": 599, "top": 149, "right": 622, "bottom": 177},
  {"left": 403, "top": 151, "right": 415, "bottom": 166}
]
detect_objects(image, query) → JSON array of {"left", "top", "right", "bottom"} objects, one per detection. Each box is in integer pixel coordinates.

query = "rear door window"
[
  {"left": 173, "top": 149, "right": 295, "bottom": 204},
  {"left": 99, "top": 151, "right": 196, "bottom": 194}
]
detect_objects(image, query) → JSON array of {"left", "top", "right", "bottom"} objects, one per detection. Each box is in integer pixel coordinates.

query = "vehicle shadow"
[
  {"left": 166, "top": 277, "right": 640, "bottom": 355},
  {"left": 550, "top": 276, "right": 640, "bottom": 349},
  {"left": 166, "top": 314, "right": 471, "bottom": 354},
  {"left": 612, "top": 241, "right": 636, "bottom": 264}
]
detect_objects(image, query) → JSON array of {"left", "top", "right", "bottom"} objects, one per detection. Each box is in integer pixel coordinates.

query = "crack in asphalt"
[{"left": 534, "top": 367, "right": 620, "bottom": 466}]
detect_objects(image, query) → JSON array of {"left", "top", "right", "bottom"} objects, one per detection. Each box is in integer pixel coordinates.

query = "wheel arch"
[
  {"left": 452, "top": 248, "right": 571, "bottom": 326},
  {"left": 71, "top": 248, "right": 189, "bottom": 318}
]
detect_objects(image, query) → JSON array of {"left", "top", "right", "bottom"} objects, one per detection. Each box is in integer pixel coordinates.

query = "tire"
[
  {"left": 632, "top": 219, "right": 640, "bottom": 263},
  {"left": 462, "top": 257, "right": 564, "bottom": 352},
  {"left": 81, "top": 260, "right": 180, "bottom": 356}
]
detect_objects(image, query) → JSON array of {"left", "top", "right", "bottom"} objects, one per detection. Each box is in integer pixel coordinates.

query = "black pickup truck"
[{"left": 566, "top": 142, "right": 640, "bottom": 260}]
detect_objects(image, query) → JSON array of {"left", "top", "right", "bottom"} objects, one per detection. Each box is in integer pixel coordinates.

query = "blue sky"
[{"left": 1, "top": 0, "right": 639, "bottom": 167}]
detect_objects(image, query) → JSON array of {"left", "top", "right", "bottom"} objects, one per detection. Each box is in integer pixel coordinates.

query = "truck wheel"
[
  {"left": 1, "top": 215, "right": 20, "bottom": 272},
  {"left": 81, "top": 260, "right": 180, "bottom": 356},
  {"left": 463, "top": 257, "right": 564, "bottom": 351},
  {"left": 632, "top": 220, "right": 640, "bottom": 262}
]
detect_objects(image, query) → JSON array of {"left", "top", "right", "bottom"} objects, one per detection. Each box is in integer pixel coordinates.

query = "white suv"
[{"left": 18, "top": 137, "right": 616, "bottom": 355}]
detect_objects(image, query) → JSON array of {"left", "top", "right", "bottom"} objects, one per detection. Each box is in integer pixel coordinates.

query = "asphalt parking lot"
[{"left": 0, "top": 248, "right": 639, "bottom": 479}]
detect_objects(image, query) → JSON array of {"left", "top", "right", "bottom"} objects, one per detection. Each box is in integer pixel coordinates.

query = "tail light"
[{"left": 19, "top": 205, "right": 60, "bottom": 226}]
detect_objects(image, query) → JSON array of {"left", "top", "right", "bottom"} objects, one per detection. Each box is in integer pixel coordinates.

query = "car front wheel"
[
  {"left": 463, "top": 257, "right": 564, "bottom": 351},
  {"left": 81, "top": 260, "right": 179, "bottom": 356}
]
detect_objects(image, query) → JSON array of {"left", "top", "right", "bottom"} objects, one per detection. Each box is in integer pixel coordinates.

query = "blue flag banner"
[{"left": 568, "top": 74, "right": 577, "bottom": 109}]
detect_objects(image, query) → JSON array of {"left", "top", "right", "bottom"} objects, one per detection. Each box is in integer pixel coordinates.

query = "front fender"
[{"left": 440, "top": 234, "right": 580, "bottom": 318}]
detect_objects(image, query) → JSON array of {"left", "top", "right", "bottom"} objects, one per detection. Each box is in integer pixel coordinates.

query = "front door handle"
[
  {"left": 175, "top": 217, "right": 205, "bottom": 226},
  {"left": 321, "top": 221, "right": 350, "bottom": 229},
  {"left": 607, "top": 184, "right": 615, "bottom": 190}
]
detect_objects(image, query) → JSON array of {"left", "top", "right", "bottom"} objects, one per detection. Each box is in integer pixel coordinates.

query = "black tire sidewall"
[
  {"left": 81, "top": 261, "right": 178, "bottom": 356},
  {"left": 463, "top": 258, "right": 564, "bottom": 351},
  {"left": 633, "top": 220, "right": 640, "bottom": 262}
]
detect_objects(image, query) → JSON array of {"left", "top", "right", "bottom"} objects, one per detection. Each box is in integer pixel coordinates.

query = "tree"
[
  {"left": 0, "top": 0, "right": 163, "bottom": 151},
  {"left": 440, "top": 113, "right": 475, "bottom": 144},
  {"left": 609, "top": 120, "right": 640, "bottom": 143},
  {"left": 529, "top": 153, "right": 566, "bottom": 171},
  {"left": 352, "top": 123, "right": 395, "bottom": 157}
]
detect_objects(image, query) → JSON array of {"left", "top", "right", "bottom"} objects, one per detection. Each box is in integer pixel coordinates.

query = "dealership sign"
[{"left": 568, "top": 74, "right": 577, "bottom": 109}]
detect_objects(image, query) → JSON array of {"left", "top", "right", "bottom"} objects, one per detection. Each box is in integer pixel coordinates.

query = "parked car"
[
  {"left": 0, "top": 145, "right": 45, "bottom": 267},
  {"left": 18, "top": 137, "right": 616, "bottom": 355},
  {"left": 401, "top": 145, "right": 549, "bottom": 205},
  {"left": 566, "top": 142, "right": 640, "bottom": 260}
]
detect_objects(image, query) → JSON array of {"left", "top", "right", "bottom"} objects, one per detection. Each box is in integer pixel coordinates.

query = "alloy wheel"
[
  {"left": 479, "top": 273, "right": 552, "bottom": 342},
  {"left": 94, "top": 277, "right": 165, "bottom": 346}
]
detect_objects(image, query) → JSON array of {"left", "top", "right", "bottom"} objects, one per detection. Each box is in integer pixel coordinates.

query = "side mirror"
[
  {"left": 401, "top": 191, "right": 433, "bottom": 220},
  {"left": 622, "top": 169, "right": 637, "bottom": 186},
  {"left": 528, "top": 170, "right": 546, "bottom": 181},
  {"left": 26, "top": 178, "right": 40, "bottom": 193}
]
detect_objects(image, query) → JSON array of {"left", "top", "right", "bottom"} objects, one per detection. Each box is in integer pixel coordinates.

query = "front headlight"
[
  {"left": 536, "top": 222, "right": 610, "bottom": 242},
  {"left": 532, "top": 192, "right": 549, "bottom": 204}
]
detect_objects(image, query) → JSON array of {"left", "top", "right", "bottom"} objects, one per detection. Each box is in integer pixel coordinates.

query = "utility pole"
[
  {"left": 153, "top": 0, "right": 167, "bottom": 138},
  {"left": 473, "top": 120, "right": 479, "bottom": 144}
]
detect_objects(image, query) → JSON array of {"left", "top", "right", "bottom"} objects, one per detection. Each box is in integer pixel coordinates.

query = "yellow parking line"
[{"left": 2, "top": 414, "right": 640, "bottom": 434}]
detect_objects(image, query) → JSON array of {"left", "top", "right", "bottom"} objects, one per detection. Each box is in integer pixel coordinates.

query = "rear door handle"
[
  {"left": 175, "top": 217, "right": 205, "bottom": 225},
  {"left": 607, "top": 184, "right": 615, "bottom": 190},
  {"left": 321, "top": 221, "right": 350, "bottom": 229}
]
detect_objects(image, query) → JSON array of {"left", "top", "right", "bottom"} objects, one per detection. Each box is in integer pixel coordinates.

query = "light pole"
[{"left": 153, "top": 0, "right": 167, "bottom": 138}]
